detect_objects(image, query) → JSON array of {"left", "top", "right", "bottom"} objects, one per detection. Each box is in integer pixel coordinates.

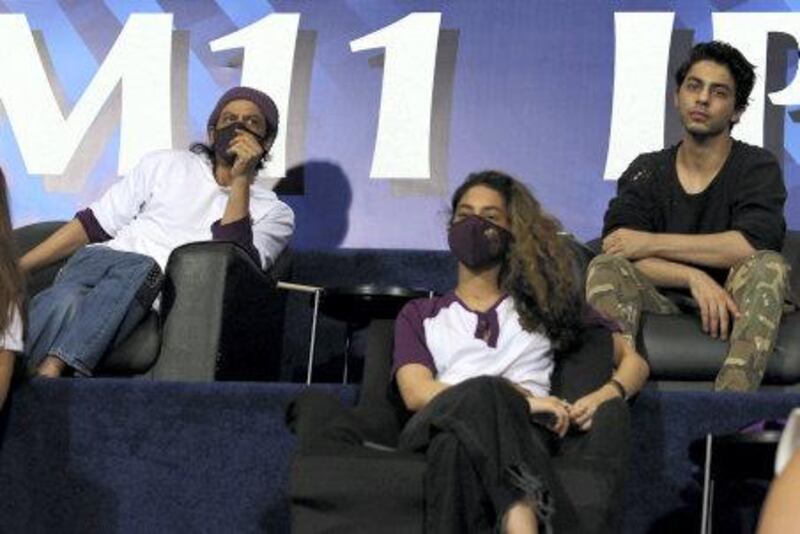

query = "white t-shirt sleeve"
[
  {"left": 252, "top": 200, "right": 295, "bottom": 270},
  {"left": 89, "top": 153, "right": 158, "bottom": 237},
  {"left": 1, "top": 306, "right": 23, "bottom": 353}
]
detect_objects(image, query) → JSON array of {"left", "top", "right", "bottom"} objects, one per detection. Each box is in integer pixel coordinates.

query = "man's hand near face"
[
  {"left": 228, "top": 128, "right": 267, "bottom": 184},
  {"left": 219, "top": 127, "right": 269, "bottom": 226}
]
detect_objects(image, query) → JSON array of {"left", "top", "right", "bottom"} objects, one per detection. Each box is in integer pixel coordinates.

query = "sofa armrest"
[
  {"left": 782, "top": 230, "right": 800, "bottom": 303},
  {"left": 13, "top": 221, "right": 71, "bottom": 296},
  {"left": 150, "top": 241, "right": 286, "bottom": 381}
]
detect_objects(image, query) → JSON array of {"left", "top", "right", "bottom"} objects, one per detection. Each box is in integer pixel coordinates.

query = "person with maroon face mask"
[
  {"left": 392, "top": 171, "right": 644, "bottom": 534},
  {"left": 19, "top": 86, "right": 294, "bottom": 379}
]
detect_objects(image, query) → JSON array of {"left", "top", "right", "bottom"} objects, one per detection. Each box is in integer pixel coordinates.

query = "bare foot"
[{"left": 36, "top": 356, "right": 67, "bottom": 378}]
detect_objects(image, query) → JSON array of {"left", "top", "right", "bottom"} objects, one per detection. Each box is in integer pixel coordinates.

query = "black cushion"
[
  {"left": 641, "top": 311, "right": 800, "bottom": 383},
  {"left": 97, "top": 313, "right": 162, "bottom": 375},
  {"left": 551, "top": 325, "right": 615, "bottom": 402},
  {"left": 13, "top": 222, "right": 285, "bottom": 381},
  {"left": 13, "top": 221, "right": 69, "bottom": 296}
]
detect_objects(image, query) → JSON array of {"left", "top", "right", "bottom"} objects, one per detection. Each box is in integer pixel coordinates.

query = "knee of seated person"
[
  {"left": 141, "top": 256, "right": 159, "bottom": 274},
  {"left": 751, "top": 250, "right": 787, "bottom": 270},
  {"left": 587, "top": 254, "right": 633, "bottom": 277},
  {"left": 734, "top": 251, "right": 789, "bottom": 285}
]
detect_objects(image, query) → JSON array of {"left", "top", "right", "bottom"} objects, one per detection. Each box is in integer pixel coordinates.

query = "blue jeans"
[{"left": 26, "top": 246, "right": 163, "bottom": 375}]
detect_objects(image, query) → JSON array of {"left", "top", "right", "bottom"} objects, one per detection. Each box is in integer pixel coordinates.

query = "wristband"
[{"left": 607, "top": 378, "right": 628, "bottom": 400}]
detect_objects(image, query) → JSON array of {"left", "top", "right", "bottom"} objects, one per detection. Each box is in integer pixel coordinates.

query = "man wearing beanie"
[{"left": 20, "top": 86, "right": 294, "bottom": 378}]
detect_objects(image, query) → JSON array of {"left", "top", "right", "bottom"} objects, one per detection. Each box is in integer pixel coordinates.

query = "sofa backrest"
[{"left": 13, "top": 221, "right": 69, "bottom": 296}]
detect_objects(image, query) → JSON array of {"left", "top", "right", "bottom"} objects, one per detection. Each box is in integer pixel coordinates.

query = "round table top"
[
  {"left": 689, "top": 430, "right": 782, "bottom": 480},
  {"left": 319, "top": 284, "right": 432, "bottom": 323}
]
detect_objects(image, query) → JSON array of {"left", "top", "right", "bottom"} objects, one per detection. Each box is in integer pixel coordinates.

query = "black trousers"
[
  {"left": 288, "top": 378, "right": 630, "bottom": 534},
  {"left": 398, "top": 376, "right": 564, "bottom": 534}
]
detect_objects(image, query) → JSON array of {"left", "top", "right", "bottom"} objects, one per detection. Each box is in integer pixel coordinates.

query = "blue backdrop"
[{"left": 2, "top": 0, "right": 799, "bottom": 250}]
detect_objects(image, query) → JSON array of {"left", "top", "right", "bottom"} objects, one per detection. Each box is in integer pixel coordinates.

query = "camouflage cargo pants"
[{"left": 585, "top": 251, "right": 791, "bottom": 392}]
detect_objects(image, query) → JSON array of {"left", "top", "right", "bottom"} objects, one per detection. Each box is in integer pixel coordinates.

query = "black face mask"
[
  {"left": 447, "top": 215, "right": 512, "bottom": 269},
  {"left": 212, "top": 122, "right": 265, "bottom": 166}
]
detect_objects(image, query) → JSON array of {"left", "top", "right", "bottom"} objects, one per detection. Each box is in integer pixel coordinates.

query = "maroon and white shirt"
[{"left": 393, "top": 292, "right": 554, "bottom": 397}]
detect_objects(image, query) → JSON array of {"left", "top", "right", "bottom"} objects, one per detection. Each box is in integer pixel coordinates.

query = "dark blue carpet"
[
  {"left": 0, "top": 379, "right": 355, "bottom": 533},
  {"left": 0, "top": 378, "right": 797, "bottom": 532}
]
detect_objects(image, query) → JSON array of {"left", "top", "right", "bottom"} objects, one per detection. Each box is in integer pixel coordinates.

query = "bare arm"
[
  {"left": 19, "top": 219, "right": 89, "bottom": 274},
  {"left": 395, "top": 363, "right": 450, "bottom": 412},
  {"left": 0, "top": 350, "right": 14, "bottom": 411},
  {"left": 221, "top": 179, "right": 250, "bottom": 225},
  {"left": 757, "top": 451, "right": 800, "bottom": 534},
  {"left": 648, "top": 231, "right": 755, "bottom": 268},
  {"left": 610, "top": 333, "right": 649, "bottom": 395},
  {"left": 633, "top": 256, "right": 704, "bottom": 288},
  {"left": 604, "top": 229, "right": 754, "bottom": 269}
]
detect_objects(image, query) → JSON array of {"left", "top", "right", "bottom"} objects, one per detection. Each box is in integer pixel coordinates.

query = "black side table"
[
  {"left": 689, "top": 431, "right": 781, "bottom": 534},
  {"left": 318, "top": 285, "right": 433, "bottom": 383}
]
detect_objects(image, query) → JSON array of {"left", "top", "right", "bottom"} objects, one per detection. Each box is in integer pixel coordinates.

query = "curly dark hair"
[
  {"left": 450, "top": 171, "right": 583, "bottom": 351},
  {"left": 675, "top": 40, "right": 755, "bottom": 112},
  {"left": 0, "top": 169, "right": 24, "bottom": 338}
]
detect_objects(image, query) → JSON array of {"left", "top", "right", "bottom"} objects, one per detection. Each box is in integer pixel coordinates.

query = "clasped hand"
[
  {"left": 527, "top": 394, "right": 609, "bottom": 436},
  {"left": 602, "top": 228, "right": 652, "bottom": 260},
  {"left": 228, "top": 128, "right": 265, "bottom": 182}
]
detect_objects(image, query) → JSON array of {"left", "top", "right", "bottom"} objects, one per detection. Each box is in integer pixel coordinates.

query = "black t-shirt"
[{"left": 603, "top": 140, "right": 786, "bottom": 284}]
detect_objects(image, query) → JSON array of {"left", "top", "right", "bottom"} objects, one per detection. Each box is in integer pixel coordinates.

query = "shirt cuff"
[
  {"left": 210, "top": 217, "right": 260, "bottom": 265},
  {"left": 75, "top": 208, "right": 111, "bottom": 243}
]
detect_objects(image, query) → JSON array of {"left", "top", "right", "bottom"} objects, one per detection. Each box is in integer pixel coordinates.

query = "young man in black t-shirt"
[{"left": 586, "top": 41, "right": 791, "bottom": 392}]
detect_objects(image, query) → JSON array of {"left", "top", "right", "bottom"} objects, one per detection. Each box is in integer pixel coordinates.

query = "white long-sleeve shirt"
[{"left": 87, "top": 149, "right": 294, "bottom": 270}]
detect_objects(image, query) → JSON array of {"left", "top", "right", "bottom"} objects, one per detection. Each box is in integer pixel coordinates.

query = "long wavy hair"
[
  {"left": 0, "top": 169, "right": 23, "bottom": 338},
  {"left": 451, "top": 170, "right": 583, "bottom": 351}
]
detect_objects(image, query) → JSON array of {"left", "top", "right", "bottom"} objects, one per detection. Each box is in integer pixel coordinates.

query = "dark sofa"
[
  {"left": 18, "top": 222, "right": 799, "bottom": 388},
  {"left": 279, "top": 234, "right": 800, "bottom": 390},
  {"left": 14, "top": 222, "right": 289, "bottom": 381}
]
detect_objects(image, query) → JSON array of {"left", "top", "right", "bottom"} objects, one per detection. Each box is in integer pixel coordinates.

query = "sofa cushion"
[{"left": 641, "top": 311, "right": 800, "bottom": 383}]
